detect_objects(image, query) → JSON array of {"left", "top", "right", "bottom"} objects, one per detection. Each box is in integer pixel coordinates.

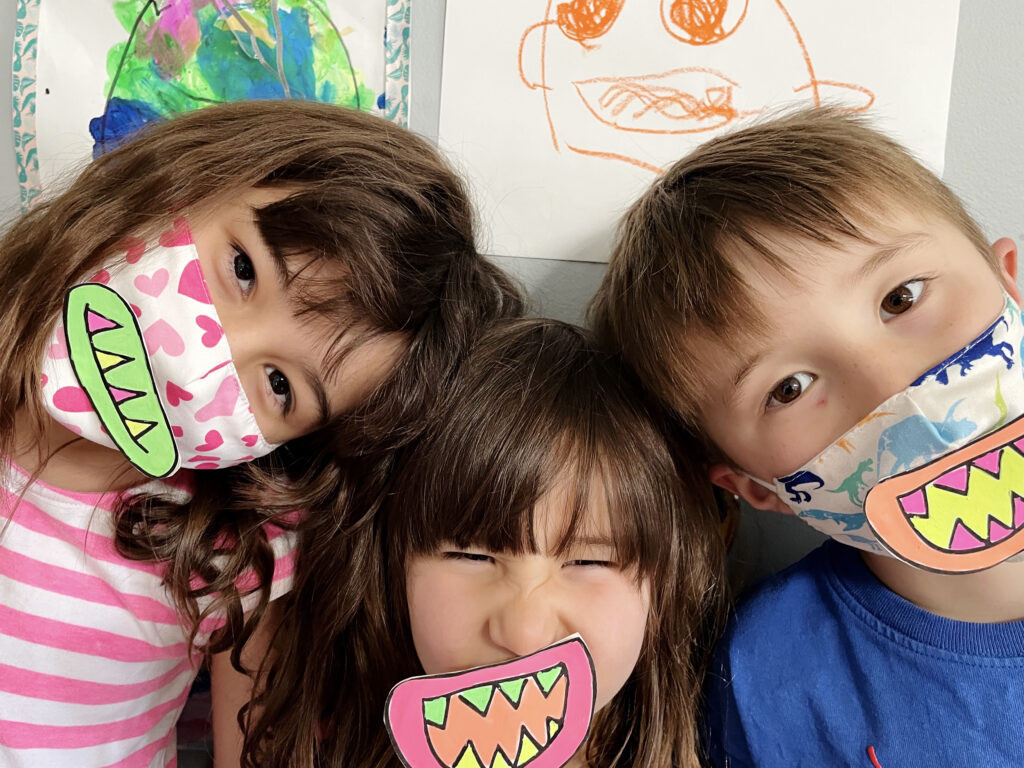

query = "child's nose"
[{"left": 489, "top": 584, "right": 564, "bottom": 658}]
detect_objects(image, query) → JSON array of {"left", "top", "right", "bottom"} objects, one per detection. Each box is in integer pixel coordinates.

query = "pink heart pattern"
[
  {"left": 52, "top": 386, "right": 93, "bottom": 413},
  {"left": 41, "top": 214, "right": 273, "bottom": 471},
  {"left": 195, "top": 430, "right": 224, "bottom": 452},
  {"left": 166, "top": 382, "right": 193, "bottom": 407},
  {"left": 159, "top": 217, "right": 193, "bottom": 248},
  {"left": 178, "top": 259, "right": 212, "bottom": 305},
  {"left": 119, "top": 236, "right": 147, "bottom": 264},
  {"left": 47, "top": 330, "right": 68, "bottom": 360},
  {"left": 143, "top": 319, "right": 185, "bottom": 357},
  {"left": 196, "top": 315, "right": 223, "bottom": 348},
  {"left": 134, "top": 269, "right": 169, "bottom": 298},
  {"left": 196, "top": 376, "right": 240, "bottom": 422}
]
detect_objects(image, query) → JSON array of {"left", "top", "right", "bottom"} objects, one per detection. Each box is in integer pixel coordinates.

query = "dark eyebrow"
[
  {"left": 302, "top": 363, "right": 331, "bottom": 428},
  {"left": 856, "top": 234, "right": 931, "bottom": 280}
]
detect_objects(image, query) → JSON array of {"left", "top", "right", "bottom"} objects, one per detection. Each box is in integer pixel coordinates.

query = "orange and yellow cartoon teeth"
[
  {"left": 386, "top": 637, "right": 595, "bottom": 768},
  {"left": 866, "top": 414, "right": 1024, "bottom": 573},
  {"left": 64, "top": 283, "right": 177, "bottom": 478}
]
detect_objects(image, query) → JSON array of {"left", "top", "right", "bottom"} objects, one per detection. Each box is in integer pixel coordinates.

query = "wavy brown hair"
[
  {"left": 0, "top": 101, "right": 522, "bottom": 664},
  {"left": 249, "top": 319, "right": 728, "bottom": 767}
]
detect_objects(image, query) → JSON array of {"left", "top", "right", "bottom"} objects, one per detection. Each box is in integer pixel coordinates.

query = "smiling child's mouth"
[{"left": 424, "top": 664, "right": 568, "bottom": 768}]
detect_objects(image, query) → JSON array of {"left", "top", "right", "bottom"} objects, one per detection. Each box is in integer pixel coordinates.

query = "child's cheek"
[{"left": 578, "top": 577, "right": 650, "bottom": 711}]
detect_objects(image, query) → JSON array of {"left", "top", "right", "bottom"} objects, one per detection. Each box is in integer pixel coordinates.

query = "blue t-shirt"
[{"left": 704, "top": 541, "right": 1024, "bottom": 768}]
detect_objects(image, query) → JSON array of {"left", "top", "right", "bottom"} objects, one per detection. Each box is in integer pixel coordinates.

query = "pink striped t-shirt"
[{"left": 0, "top": 467, "right": 296, "bottom": 767}]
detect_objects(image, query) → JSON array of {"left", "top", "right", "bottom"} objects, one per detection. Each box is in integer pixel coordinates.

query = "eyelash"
[
  {"left": 442, "top": 552, "right": 615, "bottom": 569},
  {"left": 443, "top": 551, "right": 493, "bottom": 563},
  {"left": 231, "top": 246, "right": 294, "bottom": 415},
  {"left": 231, "top": 246, "right": 256, "bottom": 295},
  {"left": 763, "top": 277, "right": 931, "bottom": 412}
]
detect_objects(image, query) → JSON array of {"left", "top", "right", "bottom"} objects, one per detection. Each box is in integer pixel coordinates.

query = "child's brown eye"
[
  {"left": 880, "top": 279, "right": 924, "bottom": 320},
  {"left": 767, "top": 372, "right": 814, "bottom": 409}
]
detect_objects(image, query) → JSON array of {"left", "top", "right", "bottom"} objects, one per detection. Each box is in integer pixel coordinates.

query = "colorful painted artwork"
[
  {"left": 439, "top": 0, "right": 961, "bottom": 262},
  {"left": 12, "top": 0, "right": 410, "bottom": 207}
]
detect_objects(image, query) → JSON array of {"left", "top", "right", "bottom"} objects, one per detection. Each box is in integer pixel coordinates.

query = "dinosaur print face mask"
[
  {"left": 40, "top": 218, "right": 279, "bottom": 478},
  {"left": 753, "top": 294, "right": 1024, "bottom": 573}
]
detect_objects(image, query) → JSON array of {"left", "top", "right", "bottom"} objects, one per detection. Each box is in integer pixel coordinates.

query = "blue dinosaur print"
[
  {"left": 912, "top": 316, "right": 1012, "bottom": 386},
  {"left": 847, "top": 535, "right": 883, "bottom": 551},
  {"left": 799, "top": 507, "right": 867, "bottom": 532},
  {"left": 778, "top": 470, "right": 825, "bottom": 503},
  {"left": 876, "top": 399, "right": 976, "bottom": 474}
]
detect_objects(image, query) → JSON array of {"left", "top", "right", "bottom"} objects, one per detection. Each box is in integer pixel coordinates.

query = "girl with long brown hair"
[
  {"left": 0, "top": 100, "right": 521, "bottom": 767},
  {"left": 251, "top": 319, "right": 727, "bottom": 767}
]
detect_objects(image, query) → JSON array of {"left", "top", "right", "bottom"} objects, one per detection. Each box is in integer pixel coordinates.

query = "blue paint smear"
[
  {"left": 89, "top": 97, "right": 163, "bottom": 158},
  {"left": 195, "top": 7, "right": 317, "bottom": 102}
]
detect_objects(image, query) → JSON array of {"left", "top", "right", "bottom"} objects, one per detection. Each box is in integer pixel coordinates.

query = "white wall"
[{"left": 3, "top": 1, "right": 1022, "bottom": 580}]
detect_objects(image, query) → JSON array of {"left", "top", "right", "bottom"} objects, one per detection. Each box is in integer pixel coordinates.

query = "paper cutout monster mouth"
[
  {"left": 64, "top": 283, "right": 177, "bottom": 478},
  {"left": 423, "top": 664, "right": 568, "bottom": 768},
  {"left": 866, "top": 415, "right": 1024, "bottom": 572},
  {"left": 386, "top": 636, "right": 595, "bottom": 768},
  {"left": 572, "top": 67, "right": 738, "bottom": 133}
]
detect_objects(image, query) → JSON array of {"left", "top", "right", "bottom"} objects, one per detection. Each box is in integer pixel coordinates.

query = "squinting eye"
[
  {"left": 565, "top": 559, "right": 615, "bottom": 568},
  {"left": 880, "top": 279, "right": 924, "bottom": 320},
  {"left": 443, "top": 551, "right": 494, "bottom": 563},
  {"left": 767, "top": 371, "right": 815, "bottom": 409},
  {"left": 233, "top": 250, "right": 255, "bottom": 293},
  {"left": 265, "top": 366, "right": 292, "bottom": 411}
]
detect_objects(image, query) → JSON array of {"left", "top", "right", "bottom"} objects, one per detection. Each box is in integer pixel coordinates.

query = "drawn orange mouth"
[{"left": 572, "top": 67, "right": 739, "bottom": 133}]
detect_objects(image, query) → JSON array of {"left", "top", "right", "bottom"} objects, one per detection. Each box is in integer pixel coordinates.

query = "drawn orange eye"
[
  {"left": 661, "top": 0, "right": 749, "bottom": 44},
  {"left": 556, "top": 0, "right": 626, "bottom": 42}
]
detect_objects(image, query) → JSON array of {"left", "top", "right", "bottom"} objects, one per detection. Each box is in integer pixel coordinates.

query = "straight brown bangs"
[
  {"left": 389, "top": 318, "right": 683, "bottom": 581},
  {"left": 591, "top": 106, "right": 993, "bottom": 428}
]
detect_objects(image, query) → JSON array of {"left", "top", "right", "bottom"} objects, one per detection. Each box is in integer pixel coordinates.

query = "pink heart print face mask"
[{"left": 40, "top": 217, "right": 279, "bottom": 478}]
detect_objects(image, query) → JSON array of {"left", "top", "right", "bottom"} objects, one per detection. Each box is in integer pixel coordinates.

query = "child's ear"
[
  {"left": 708, "top": 463, "right": 796, "bottom": 515},
  {"left": 992, "top": 237, "right": 1022, "bottom": 304}
]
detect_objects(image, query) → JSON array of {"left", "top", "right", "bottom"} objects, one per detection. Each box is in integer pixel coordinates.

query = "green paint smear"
[{"left": 102, "top": 0, "right": 374, "bottom": 123}]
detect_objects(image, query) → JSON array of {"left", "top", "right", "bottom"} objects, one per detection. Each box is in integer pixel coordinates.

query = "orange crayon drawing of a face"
[{"left": 519, "top": 0, "right": 874, "bottom": 173}]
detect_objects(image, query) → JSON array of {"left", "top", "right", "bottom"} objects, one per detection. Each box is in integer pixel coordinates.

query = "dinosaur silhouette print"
[
  {"left": 828, "top": 458, "right": 874, "bottom": 505},
  {"left": 799, "top": 507, "right": 867, "bottom": 532},
  {"left": 876, "top": 399, "right": 977, "bottom": 475},
  {"left": 778, "top": 469, "right": 825, "bottom": 503},
  {"left": 912, "top": 316, "right": 1013, "bottom": 386}
]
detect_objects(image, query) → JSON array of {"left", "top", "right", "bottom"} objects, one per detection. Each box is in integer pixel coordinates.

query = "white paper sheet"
[{"left": 439, "top": 0, "right": 961, "bottom": 262}]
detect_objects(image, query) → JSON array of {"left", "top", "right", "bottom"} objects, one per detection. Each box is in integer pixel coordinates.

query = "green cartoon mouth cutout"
[{"left": 64, "top": 283, "right": 178, "bottom": 478}]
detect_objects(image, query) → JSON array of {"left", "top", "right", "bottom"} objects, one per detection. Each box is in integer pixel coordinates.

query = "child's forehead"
[{"left": 531, "top": 471, "right": 614, "bottom": 549}]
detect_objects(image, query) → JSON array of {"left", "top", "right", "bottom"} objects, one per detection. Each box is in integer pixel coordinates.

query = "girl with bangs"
[
  {"left": 0, "top": 100, "right": 521, "bottom": 767},
  {"left": 251, "top": 318, "right": 727, "bottom": 768}
]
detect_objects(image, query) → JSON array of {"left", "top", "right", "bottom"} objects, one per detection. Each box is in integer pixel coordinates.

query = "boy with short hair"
[{"left": 590, "top": 108, "right": 1024, "bottom": 766}]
